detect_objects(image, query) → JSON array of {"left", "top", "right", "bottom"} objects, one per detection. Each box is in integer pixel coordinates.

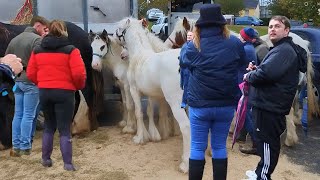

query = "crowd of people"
[
  {"left": 179, "top": 3, "right": 308, "bottom": 180},
  {"left": 0, "top": 2, "right": 310, "bottom": 180},
  {"left": 0, "top": 16, "right": 86, "bottom": 171}
]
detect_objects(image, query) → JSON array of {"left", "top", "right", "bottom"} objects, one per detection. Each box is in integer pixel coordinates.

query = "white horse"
[
  {"left": 90, "top": 28, "right": 180, "bottom": 140},
  {"left": 90, "top": 30, "right": 137, "bottom": 134},
  {"left": 114, "top": 17, "right": 190, "bottom": 173}
]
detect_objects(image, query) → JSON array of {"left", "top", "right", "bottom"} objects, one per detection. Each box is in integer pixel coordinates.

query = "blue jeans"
[
  {"left": 189, "top": 106, "right": 235, "bottom": 160},
  {"left": 12, "top": 82, "right": 39, "bottom": 150}
]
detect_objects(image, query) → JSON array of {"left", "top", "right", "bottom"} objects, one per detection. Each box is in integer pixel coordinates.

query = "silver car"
[{"left": 147, "top": 8, "right": 164, "bottom": 21}]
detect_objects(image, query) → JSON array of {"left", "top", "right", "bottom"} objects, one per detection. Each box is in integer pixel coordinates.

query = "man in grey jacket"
[{"left": 5, "top": 16, "right": 49, "bottom": 157}]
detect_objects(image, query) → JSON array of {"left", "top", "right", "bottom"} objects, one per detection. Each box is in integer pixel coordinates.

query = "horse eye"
[{"left": 100, "top": 45, "right": 105, "bottom": 51}]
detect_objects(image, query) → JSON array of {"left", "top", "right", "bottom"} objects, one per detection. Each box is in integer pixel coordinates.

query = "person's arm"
[
  {"left": 180, "top": 41, "right": 201, "bottom": 69},
  {"left": 245, "top": 48, "right": 296, "bottom": 85},
  {"left": 0, "top": 54, "right": 23, "bottom": 75},
  {"left": 69, "top": 48, "right": 87, "bottom": 90}
]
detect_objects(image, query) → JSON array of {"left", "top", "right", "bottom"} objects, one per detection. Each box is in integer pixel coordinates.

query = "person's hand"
[
  {"left": 246, "top": 62, "right": 257, "bottom": 71},
  {"left": 243, "top": 73, "right": 248, "bottom": 81},
  {"left": 0, "top": 54, "right": 23, "bottom": 75}
]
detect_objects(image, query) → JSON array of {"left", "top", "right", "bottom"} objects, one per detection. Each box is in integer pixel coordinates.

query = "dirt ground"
[{"left": 0, "top": 126, "right": 319, "bottom": 180}]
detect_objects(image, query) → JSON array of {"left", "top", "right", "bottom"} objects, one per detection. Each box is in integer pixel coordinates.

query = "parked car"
[
  {"left": 235, "top": 16, "right": 263, "bottom": 26},
  {"left": 151, "top": 16, "right": 168, "bottom": 35},
  {"left": 146, "top": 8, "right": 164, "bottom": 21},
  {"left": 290, "top": 28, "right": 320, "bottom": 90}
]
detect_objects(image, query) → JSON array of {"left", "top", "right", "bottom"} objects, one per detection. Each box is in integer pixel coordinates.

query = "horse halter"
[{"left": 115, "top": 28, "right": 127, "bottom": 44}]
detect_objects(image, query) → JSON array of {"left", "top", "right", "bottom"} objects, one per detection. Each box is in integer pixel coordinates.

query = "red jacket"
[{"left": 27, "top": 35, "right": 86, "bottom": 90}]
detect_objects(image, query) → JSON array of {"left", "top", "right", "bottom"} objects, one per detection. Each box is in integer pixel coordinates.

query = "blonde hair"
[
  {"left": 49, "top": 20, "right": 68, "bottom": 37},
  {"left": 193, "top": 25, "right": 230, "bottom": 51}
]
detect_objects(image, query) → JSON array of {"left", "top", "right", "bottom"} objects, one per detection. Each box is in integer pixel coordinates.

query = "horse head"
[
  {"left": 165, "top": 17, "right": 196, "bottom": 49},
  {"left": 114, "top": 18, "right": 131, "bottom": 46},
  {"left": 90, "top": 29, "right": 110, "bottom": 71}
]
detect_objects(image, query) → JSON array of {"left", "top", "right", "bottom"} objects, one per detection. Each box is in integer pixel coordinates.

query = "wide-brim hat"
[{"left": 195, "top": 4, "right": 227, "bottom": 27}]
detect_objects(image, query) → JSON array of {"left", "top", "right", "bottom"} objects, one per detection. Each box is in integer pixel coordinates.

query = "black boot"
[
  {"left": 189, "top": 159, "right": 205, "bottom": 180},
  {"left": 212, "top": 158, "right": 227, "bottom": 180},
  {"left": 239, "top": 144, "right": 257, "bottom": 156}
]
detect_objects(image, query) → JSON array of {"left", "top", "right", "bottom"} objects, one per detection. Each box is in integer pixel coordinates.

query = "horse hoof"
[
  {"left": 179, "top": 161, "right": 189, "bottom": 173},
  {"left": 118, "top": 120, "right": 126, "bottom": 128},
  {"left": 133, "top": 135, "right": 148, "bottom": 144},
  {"left": 122, "top": 126, "right": 136, "bottom": 134}
]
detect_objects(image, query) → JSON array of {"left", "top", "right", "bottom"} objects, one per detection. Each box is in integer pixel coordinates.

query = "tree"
[
  {"left": 138, "top": 0, "right": 168, "bottom": 18},
  {"left": 215, "top": 0, "right": 244, "bottom": 15},
  {"left": 269, "top": 0, "right": 320, "bottom": 26}
]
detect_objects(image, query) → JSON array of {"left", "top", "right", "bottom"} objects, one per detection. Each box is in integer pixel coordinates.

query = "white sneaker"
[{"left": 245, "top": 170, "right": 257, "bottom": 180}]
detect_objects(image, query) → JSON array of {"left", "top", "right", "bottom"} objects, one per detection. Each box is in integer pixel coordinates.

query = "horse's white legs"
[
  {"left": 118, "top": 84, "right": 127, "bottom": 128},
  {"left": 158, "top": 99, "right": 172, "bottom": 140},
  {"left": 172, "top": 113, "right": 182, "bottom": 136},
  {"left": 147, "top": 98, "right": 161, "bottom": 142},
  {"left": 164, "top": 95, "right": 190, "bottom": 173},
  {"left": 122, "top": 83, "right": 136, "bottom": 134},
  {"left": 130, "top": 86, "right": 150, "bottom": 144}
]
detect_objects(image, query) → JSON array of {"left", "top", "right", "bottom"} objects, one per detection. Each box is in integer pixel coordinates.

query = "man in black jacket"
[{"left": 243, "top": 15, "right": 307, "bottom": 180}]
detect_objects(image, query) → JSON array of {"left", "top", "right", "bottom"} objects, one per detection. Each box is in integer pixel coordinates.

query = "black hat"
[{"left": 195, "top": 4, "right": 227, "bottom": 27}]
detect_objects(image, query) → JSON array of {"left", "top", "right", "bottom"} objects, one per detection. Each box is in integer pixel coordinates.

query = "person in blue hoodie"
[
  {"left": 179, "top": 31, "right": 194, "bottom": 109},
  {"left": 180, "top": 4, "right": 247, "bottom": 180},
  {"left": 237, "top": 27, "right": 258, "bottom": 155}
]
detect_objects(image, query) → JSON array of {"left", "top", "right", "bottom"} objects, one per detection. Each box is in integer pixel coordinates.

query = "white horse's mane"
[
  {"left": 146, "top": 31, "right": 170, "bottom": 52},
  {"left": 118, "top": 17, "right": 154, "bottom": 52}
]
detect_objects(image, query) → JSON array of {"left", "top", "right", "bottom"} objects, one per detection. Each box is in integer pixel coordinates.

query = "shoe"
[
  {"left": 19, "top": 149, "right": 31, "bottom": 156},
  {"left": 10, "top": 148, "right": 21, "bottom": 157},
  {"left": 239, "top": 146, "right": 258, "bottom": 155},
  {"left": 245, "top": 170, "right": 257, "bottom": 180},
  {"left": 42, "top": 159, "right": 53, "bottom": 167},
  {"left": 64, "top": 164, "right": 76, "bottom": 171}
]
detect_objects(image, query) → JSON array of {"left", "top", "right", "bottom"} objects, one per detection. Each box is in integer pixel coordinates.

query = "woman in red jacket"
[{"left": 27, "top": 20, "right": 86, "bottom": 171}]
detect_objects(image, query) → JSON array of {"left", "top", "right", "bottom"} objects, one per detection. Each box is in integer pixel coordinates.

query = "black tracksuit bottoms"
[{"left": 252, "top": 107, "right": 286, "bottom": 180}]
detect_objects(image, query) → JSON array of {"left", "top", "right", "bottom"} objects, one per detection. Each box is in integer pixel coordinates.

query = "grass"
[{"left": 228, "top": 25, "right": 268, "bottom": 36}]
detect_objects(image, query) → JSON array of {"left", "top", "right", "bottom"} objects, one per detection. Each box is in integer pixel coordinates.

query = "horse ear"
[
  {"left": 126, "top": 19, "right": 131, "bottom": 26},
  {"left": 183, "top": 17, "right": 191, "bottom": 31},
  {"left": 101, "top": 29, "right": 108, "bottom": 42},
  {"left": 102, "top": 29, "right": 108, "bottom": 37},
  {"left": 89, "top": 30, "right": 95, "bottom": 42}
]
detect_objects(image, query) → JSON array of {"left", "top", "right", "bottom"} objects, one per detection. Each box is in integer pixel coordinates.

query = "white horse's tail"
[{"left": 306, "top": 53, "right": 320, "bottom": 117}]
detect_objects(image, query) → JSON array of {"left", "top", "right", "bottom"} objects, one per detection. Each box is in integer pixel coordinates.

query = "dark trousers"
[
  {"left": 40, "top": 89, "right": 75, "bottom": 136},
  {"left": 252, "top": 107, "right": 286, "bottom": 180},
  {"left": 0, "top": 95, "right": 12, "bottom": 147}
]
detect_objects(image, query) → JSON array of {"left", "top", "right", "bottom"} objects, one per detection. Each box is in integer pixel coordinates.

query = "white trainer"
[{"left": 245, "top": 170, "right": 257, "bottom": 180}]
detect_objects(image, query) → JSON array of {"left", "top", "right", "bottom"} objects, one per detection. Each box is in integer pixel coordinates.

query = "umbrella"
[{"left": 232, "top": 81, "right": 250, "bottom": 149}]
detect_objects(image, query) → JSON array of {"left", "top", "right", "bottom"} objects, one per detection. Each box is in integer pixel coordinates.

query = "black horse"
[{"left": 0, "top": 21, "right": 104, "bottom": 149}]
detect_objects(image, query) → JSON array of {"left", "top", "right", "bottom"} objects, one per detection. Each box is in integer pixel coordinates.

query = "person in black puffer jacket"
[{"left": 243, "top": 16, "right": 307, "bottom": 180}]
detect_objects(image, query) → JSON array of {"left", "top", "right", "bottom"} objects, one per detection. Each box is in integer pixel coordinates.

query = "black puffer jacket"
[{"left": 246, "top": 37, "right": 307, "bottom": 115}]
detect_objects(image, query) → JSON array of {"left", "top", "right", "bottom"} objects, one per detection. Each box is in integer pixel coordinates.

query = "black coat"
[{"left": 246, "top": 37, "right": 307, "bottom": 115}]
